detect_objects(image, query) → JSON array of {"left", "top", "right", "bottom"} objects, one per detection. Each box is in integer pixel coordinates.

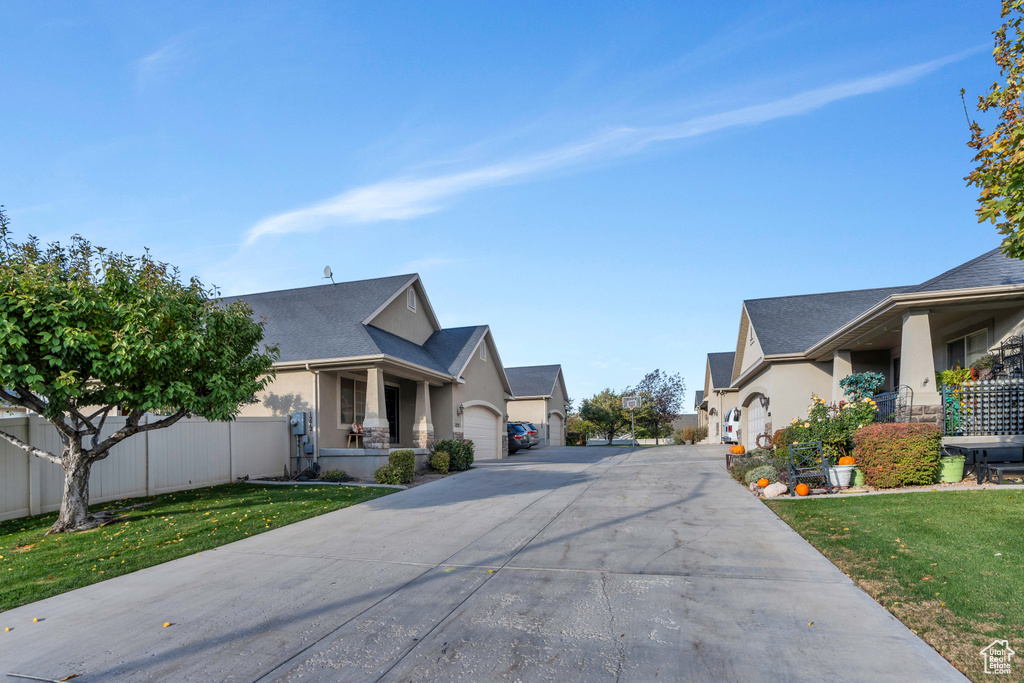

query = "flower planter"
[
  {"left": 938, "top": 455, "right": 966, "bottom": 483},
  {"left": 851, "top": 467, "right": 865, "bottom": 487},
  {"left": 828, "top": 465, "right": 855, "bottom": 487}
]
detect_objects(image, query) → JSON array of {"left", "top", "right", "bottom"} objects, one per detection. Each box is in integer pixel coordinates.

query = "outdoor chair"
[{"left": 788, "top": 441, "right": 837, "bottom": 496}]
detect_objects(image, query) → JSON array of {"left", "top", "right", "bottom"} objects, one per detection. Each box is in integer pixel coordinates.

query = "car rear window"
[{"left": 510, "top": 424, "right": 527, "bottom": 433}]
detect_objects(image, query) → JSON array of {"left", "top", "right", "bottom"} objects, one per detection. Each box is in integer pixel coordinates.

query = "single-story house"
[
  {"left": 720, "top": 247, "right": 1024, "bottom": 450},
  {"left": 696, "top": 352, "right": 738, "bottom": 444},
  {"left": 225, "top": 273, "right": 515, "bottom": 478},
  {"left": 505, "top": 364, "right": 569, "bottom": 447}
]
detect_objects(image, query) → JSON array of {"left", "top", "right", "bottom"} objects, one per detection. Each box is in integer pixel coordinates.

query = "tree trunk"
[
  {"left": 607, "top": 428, "right": 616, "bottom": 445},
  {"left": 50, "top": 445, "right": 92, "bottom": 533}
]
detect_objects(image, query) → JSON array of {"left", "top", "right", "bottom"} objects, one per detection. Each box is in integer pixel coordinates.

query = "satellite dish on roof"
[{"left": 323, "top": 266, "right": 336, "bottom": 285}]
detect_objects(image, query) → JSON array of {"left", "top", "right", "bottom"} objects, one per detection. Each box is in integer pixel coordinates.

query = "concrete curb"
[{"left": 247, "top": 479, "right": 407, "bottom": 490}]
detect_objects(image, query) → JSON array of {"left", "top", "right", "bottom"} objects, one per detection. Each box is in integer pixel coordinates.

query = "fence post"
[
  {"left": 145, "top": 415, "right": 154, "bottom": 497},
  {"left": 27, "top": 417, "right": 41, "bottom": 517},
  {"left": 229, "top": 421, "right": 236, "bottom": 482}
]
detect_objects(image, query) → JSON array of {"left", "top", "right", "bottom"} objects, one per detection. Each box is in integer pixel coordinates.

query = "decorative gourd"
[
  {"left": 729, "top": 444, "right": 746, "bottom": 455},
  {"left": 795, "top": 483, "right": 810, "bottom": 496},
  {"left": 838, "top": 456, "right": 856, "bottom": 466},
  {"left": 757, "top": 478, "right": 769, "bottom": 488}
]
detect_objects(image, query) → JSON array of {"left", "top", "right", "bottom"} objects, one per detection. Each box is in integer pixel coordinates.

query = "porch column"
[
  {"left": 900, "top": 310, "right": 941, "bottom": 423},
  {"left": 831, "top": 349, "right": 853, "bottom": 403},
  {"left": 363, "top": 367, "right": 390, "bottom": 449},
  {"left": 412, "top": 381, "right": 434, "bottom": 449}
]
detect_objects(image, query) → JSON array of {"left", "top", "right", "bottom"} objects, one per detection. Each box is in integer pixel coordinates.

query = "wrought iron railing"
[
  {"left": 870, "top": 385, "right": 913, "bottom": 424},
  {"left": 942, "top": 379, "right": 1024, "bottom": 436}
]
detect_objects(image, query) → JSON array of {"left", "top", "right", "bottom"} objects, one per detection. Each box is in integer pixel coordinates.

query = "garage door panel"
[
  {"left": 549, "top": 415, "right": 563, "bottom": 447},
  {"left": 747, "top": 402, "right": 765, "bottom": 450},
  {"left": 464, "top": 407, "right": 498, "bottom": 460}
]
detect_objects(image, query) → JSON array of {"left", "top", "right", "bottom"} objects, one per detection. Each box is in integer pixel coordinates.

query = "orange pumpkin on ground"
[
  {"left": 796, "top": 483, "right": 810, "bottom": 496},
  {"left": 838, "top": 456, "right": 856, "bottom": 466},
  {"left": 757, "top": 478, "right": 770, "bottom": 488},
  {"left": 729, "top": 445, "right": 746, "bottom": 455}
]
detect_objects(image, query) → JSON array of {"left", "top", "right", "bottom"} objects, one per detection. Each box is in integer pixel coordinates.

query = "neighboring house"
[
  {"left": 720, "top": 247, "right": 1024, "bottom": 449},
  {"left": 697, "top": 352, "right": 737, "bottom": 444},
  {"left": 693, "top": 390, "right": 705, "bottom": 432},
  {"left": 225, "top": 273, "right": 515, "bottom": 478},
  {"left": 505, "top": 365, "right": 569, "bottom": 447}
]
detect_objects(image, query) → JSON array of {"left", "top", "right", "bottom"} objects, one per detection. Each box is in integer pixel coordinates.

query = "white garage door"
[
  {"left": 746, "top": 400, "right": 766, "bottom": 450},
  {"left": 463, "top": 406, "right": 499, "bottom": 460},
  {"left": 549, "top": 415, "right": 563, "bottom": 447}
]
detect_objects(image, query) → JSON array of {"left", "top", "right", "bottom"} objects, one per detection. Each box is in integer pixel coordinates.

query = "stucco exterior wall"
[
  {"left": 851, "top": 350, "right": 892, "bottom": 391},
  {"left": 706, "top": 391, "right": 738, "bottom": 444},
  {"left": 550, "top": 373, "right": 568, "bottom": 419},
  {"left": 453, "top": 336, "right": 508, "bottom": 419},
  {"left": 765, "top": 361, "right": 833, "bottom": 429},
  {"left": 507, "top": 398, "right": 546, "bottom": 424},
  {"left": 368, "top": 282, "right": 436, "bottom": 345},
  {"left": 431, "top": 383, "right": 455, "bottom": 441},
  {"left": 240, "top": 370, "right": 315, "bottom": 418}
]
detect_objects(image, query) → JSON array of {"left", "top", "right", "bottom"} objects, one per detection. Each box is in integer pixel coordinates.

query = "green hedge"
[
  {"left": 389, "top": 450, "right": 416, "bottom": 484},
  {"left": 435, "top": 438, "right": 474, "bottom": 471},
  {"left": 374, "top": 464, "right": 403, "bottom": 485},
  {"left": 744, "top": 464, "right": 779, "bottom": 486},
  {"left": 428, "top": 450, "right": 450, "bottom": 474},
  {"left": 854, "top": 423, "right": 942, "bottom": 488}
]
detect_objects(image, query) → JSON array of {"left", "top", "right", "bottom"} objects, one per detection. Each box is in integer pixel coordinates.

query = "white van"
[{"left": 723, "top": 408, "right": 741, "bottom": 444}]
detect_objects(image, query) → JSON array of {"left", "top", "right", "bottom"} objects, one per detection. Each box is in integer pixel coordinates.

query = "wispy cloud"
[
  {"left": 246, "top": 49, "right": 980, "bottom": 244},
  {"left": 134, "top": 36, "right": 187, "bottom": 84}
]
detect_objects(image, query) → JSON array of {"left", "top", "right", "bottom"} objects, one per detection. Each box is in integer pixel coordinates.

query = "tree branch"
[
  {"left": 88, "top": 410, "right": 188, "bottom": 461},
  {"left": 0, "top": 428, "right": 62, "bottom": 465}
]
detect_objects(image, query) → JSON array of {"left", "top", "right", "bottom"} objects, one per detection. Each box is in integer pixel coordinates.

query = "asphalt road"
[{"left": 0, "top": 445, "right": 966, "bottom": 682}]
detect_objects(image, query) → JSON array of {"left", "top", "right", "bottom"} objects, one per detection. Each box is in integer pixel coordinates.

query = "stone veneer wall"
[
  {"left": 412, "top": 426, "right": 435, "bottom": 450},
  {"left": 502, "top": 434, "right": 509, "bottom": 457},
  {"left": 908, "top": 405, "right": 941, "bottom": 425},
  {"left": 364, "top": 426, "right": 390, "bottom": 449}
]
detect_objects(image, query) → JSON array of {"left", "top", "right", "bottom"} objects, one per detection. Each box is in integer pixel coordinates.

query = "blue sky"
[{"left": 0, "top": 2, "right": 1006, "bottom": 408}]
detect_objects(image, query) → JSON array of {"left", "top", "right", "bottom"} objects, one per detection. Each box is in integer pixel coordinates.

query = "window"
[
  {"left": 407, "top": 287, "right": 416, "bottom": 312},
  {"left": 947, "top": 329, "right": 987, "bottom": 370},
  {"left": 354, "top": 380, "right": 366, "bottom": 424},
  {"left": 480, "top": 342, "right": 486, "bottom": 362}
]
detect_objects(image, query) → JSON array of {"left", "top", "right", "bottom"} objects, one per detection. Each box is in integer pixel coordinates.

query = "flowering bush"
[
  {"left": 854, "top": 423, "right": 942, "bottom": 488},
  {"left": 779, "top": 394, "right": 878, "bottom": 463}
]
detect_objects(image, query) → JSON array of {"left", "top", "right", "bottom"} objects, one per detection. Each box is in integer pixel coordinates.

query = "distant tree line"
[{"left": 571, "top": 370, "right": 686, "bottom": 445}]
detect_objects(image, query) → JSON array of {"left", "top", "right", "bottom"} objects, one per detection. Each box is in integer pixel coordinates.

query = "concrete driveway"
[{"left": 1, "top": 445, "right": 965, "bottom": 682}]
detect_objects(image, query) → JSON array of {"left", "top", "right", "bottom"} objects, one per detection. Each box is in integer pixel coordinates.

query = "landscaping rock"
[
  {"left": 763, "top": 482, "right": 788, "bottom": 498},
  {"left": 749, "top": 482, "right": 759, "bottom": 493}
]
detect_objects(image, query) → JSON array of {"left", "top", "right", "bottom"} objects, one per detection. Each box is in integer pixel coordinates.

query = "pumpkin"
[
  {"left": 838, "top": 456, "right": 856, "bottom": 466},
  {"left": 757, "top": 478, "right": 770, "bottom": 488},
  {"left": 729, "top": 444, "right": 746, "bottom": 455},
  {"left": 796, "top": 483, "right": 810, "bottom": 496}
]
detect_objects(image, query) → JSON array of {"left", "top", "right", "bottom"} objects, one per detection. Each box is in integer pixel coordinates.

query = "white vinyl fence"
[{"left": 0, "top": 415, "right": 290, "bottom": 521}]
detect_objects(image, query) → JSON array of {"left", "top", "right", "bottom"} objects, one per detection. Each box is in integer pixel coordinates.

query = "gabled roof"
[
  {"left": 221, "top": 274, "right": 416, "bottom": 363},
  {"left": 422, "top": 326, "right": 489, "bottom": 376},
  {"left": 707, "top": 352, "right": 736, "bottom": 389},
  {"left": 909, "top": 247, "right": 1024, "bottom": 292},
  {"left": 744, "top": 286, "right": 913, "bottom": 356},
  {"left": 222, "top": 275, "right": 502, "bottom": 386},
  {"left": 694, "top": 390, "right": 705, "bottom": 409},
  {"left": 506, "top": 365, "right": 562, "bottom": 398}
]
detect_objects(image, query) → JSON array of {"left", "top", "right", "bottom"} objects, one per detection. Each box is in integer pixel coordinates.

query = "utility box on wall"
[{"left": 290, "top": 412, "right": 307, "bottom": 436}]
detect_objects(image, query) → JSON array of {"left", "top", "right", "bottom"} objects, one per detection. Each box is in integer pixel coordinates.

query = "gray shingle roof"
[
  {"left": 506, "top": 365, "right": 561, "bottom": 398},
  {"left": 707, "top": 352, "right": 735, "bottom": 389},
  {"left": 909, "top": 247, "right": 1024, "bottom": 292},
  {"left": 221, "top": 274, "right": 415, "bottom": 363},
  {"left": 694, "top": 390, "right": 705, "bottom": 409},
  {"left": 422, "top": 326, "right": 489, "bottom": 376},
  {"left": 745, "top": 287, "right": 914, "bottom": 356},
  {"left": 221, "top": 274, "right": 487, "bottom": 377}
]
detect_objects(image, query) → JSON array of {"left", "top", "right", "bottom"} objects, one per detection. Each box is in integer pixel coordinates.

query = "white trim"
[
  {"left": 460, "top": 399, "right": 504, "bottom": 416},
  {"left": 407, "top": 287, "right": 417, "bottom": 312},
  {"left": 547, "top": 408, "right": 566, "bottom": 420},
  {"left": 452, "top": 328, "right": 515, "bottom": 396}
]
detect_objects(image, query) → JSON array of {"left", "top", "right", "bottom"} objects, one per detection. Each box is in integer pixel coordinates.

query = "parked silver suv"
[{"left": 511, "top": 421, "right": 541, "bottom": 448}]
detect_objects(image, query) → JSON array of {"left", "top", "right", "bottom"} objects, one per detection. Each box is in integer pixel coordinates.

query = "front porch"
[{"left": 318, "top": 447, "right": 432, "bottom": 481}]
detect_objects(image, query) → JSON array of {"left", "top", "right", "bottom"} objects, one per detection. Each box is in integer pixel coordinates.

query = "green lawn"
[
  {"left": 0, "top": 483, "right": 394, "bottom": 613},
  {"left": 766, "top": 490, "right": 1024, "bottom": 681}
]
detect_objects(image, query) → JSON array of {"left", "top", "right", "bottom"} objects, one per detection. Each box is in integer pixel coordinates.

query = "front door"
[{"left": 385, "top": 386, "right": 400, "bottom": 444}]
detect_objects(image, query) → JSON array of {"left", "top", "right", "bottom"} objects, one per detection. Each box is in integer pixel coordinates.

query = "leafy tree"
[
  {"left": 0, "top": 208, "right": 278, "bottom": 532},
  {"left": 965, "top": 0, "right": 1024, "bottom": 258},
  {"left": 627, "top": 369, "right": 686, "bottom": 444},
  {"left": 579, "top": 389, "right": 631, "bottom": 445}
]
